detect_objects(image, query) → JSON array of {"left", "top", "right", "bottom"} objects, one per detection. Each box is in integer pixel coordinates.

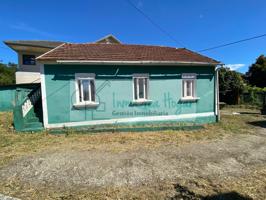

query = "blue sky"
[{"left": 0, "top": 0, "right": 265, "bottom": 73}]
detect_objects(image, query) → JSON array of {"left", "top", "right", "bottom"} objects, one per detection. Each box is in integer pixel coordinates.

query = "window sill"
[
  {"left": 73, "top": 102, "right": 99, "bottom": 109},
  {"left": 180, "top": 97, "right": 200, "bottom": 102},
  {"left": 130, "top": 99, "right": 153, "bottom": 105}
]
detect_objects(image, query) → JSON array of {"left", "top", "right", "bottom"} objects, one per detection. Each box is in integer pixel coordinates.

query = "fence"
[
  {"left": 0, "top": 83, "right": 40, "bottom": 112},
  {"left": 240, "top": 91, "right": 265, "bottom": 107}
]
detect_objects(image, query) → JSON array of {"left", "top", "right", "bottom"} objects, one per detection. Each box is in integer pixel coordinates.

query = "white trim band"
[
  {"left": 45, "top": 112, "right": 215, "bottom": 129},
  {"left": 54, "top": 60, "right": 218, "bottom": 66},
  {"left": 40, "top": 64, "right": 49, "bottom": 127}
]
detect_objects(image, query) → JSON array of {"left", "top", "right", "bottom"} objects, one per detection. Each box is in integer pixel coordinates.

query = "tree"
[
  {"left": 0, "top": 62, "right": 16, "bottom": 85},
  {"left": 219, "top": 67, "right": 245, "bottom": 104},
  {"left": 246, "top": 55, "right": 266, "bottom": 88}
]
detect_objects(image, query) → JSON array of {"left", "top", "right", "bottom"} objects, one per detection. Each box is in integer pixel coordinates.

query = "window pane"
[
  {"left": 186, "top": 81, "right": 191, "bottom": 97},
  {"left": 22, "top": 55, "right": 36, "bottom": 65},
  {"left": 82, "top": 80, "right": 90, "bottom": 101},
  {"left": 78, "top": 80, "right": 82, "bottom": 102},
  {"left": 139, "top": 78, "right": 144, "bottom": 99},
  {"left": 134, "top": 78, "right": 138, "bottom": 100},
  {"left": 90, "top": 80, "right": 96, "bottom": 102}
]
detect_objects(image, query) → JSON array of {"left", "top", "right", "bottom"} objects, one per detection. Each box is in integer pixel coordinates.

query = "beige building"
[
  {"left": 4, "top": 35, "right": 120, "bottom": 84},
  {"left": 4, "top": 40, "right": 64, "bottom": 84}
]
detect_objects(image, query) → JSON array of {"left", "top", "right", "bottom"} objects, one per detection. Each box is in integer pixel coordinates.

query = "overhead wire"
[
  {"left": 198, "top": 33, "right": 266, "bottom": 52},
  {"left": 125, "top": 0, "right": 186, "bottom": 47}
]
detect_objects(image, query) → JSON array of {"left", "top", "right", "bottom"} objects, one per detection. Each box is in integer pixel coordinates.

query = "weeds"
[
  {"left": 0, "top": 109, "right": 262, "bottom": 168},
  {"left": 0, "top": 108, "right": 265, "bottom": 199}
]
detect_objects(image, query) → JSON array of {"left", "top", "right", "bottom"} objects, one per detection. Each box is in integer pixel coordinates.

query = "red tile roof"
[{"left": 37, "top": 43, "right": 220, "bottom": 64}]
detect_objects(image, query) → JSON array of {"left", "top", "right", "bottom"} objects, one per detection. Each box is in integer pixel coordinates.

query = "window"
[
  {"left": 22, "top": 55, "right": 36, "bottom": 65},
  {"left": 133, "top": 74, "right": 149, "bottom": 102},
  {"left": 74, "top": 74, "right": 98, "bottom": 107},
  {"left": 182, "top": 73, "right": 197, "bottom": 99}
]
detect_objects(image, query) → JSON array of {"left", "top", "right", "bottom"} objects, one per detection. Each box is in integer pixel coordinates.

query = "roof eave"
[
  {"left": 4, "top": 42, "right": 58, "bottom": 49},
  {"left": 38, "top": 59, "right": 221, "bottom": 66}
]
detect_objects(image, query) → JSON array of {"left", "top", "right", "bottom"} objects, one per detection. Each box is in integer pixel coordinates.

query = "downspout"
[{"left": 215, "top": 65, "right": 223, "bottom": 121}]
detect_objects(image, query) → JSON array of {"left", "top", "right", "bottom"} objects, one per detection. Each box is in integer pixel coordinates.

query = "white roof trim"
[
  {"left": 36, "top": 43, "right": 66, "bottom": 60},
  {"left": 55, "top": 60, "right": 219, "bottom": 66}
]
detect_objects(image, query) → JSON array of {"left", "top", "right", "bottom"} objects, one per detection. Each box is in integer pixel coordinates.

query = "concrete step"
[
  {"left": 27, "top": 117, "right": 40, "bottom": 123},
  {"left": 24, "top": 122, "right": 43, "bottom": 129}
]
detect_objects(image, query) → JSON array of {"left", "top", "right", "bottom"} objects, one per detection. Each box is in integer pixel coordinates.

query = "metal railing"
[{"left": 21, "top": 87, "right": 41, "bottom": 117}]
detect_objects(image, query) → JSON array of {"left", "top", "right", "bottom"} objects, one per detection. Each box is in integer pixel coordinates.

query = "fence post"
[{"left": 261, "top": 91, "right": 266, "bottom": 115}]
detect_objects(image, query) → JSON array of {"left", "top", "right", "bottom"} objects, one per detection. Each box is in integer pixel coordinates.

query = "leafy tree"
[
  {"left": 0, "top": 62, "right": 16, "bottom": 85},
  {"left": 246, "top": 55, "right": 266, "bottom": 88},
  {"left": 219, "top": 67, "right": 245, "bottom": 104}
]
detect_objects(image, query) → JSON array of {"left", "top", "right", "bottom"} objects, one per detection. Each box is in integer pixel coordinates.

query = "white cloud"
[
  {"left": 9, "top": 22, "right": 56, "bottom": 38},
  {"left": 224, "top": 64, "right": 245, "bottom": 71}
]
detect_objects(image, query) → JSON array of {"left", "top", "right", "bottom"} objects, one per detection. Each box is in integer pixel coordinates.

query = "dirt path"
[{"left": 0, "top": 128, "right": 265, "bottom": 194}]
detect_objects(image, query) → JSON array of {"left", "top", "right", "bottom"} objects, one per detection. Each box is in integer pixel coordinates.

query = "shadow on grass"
[
  {"left": 239, "top": 112, "right": 260, "bottom": 115},
  {"left": 169, "top": 184, "right": 252, "bottom": 200},
  {"left": 50, "top": 124, "right": 204, "bottom": 135},
  {"left": 204, "top": 192, "right": 252, "bottom": 200},
  {"left": 247, "top": 120, "right": 266, "bottom": 128}
]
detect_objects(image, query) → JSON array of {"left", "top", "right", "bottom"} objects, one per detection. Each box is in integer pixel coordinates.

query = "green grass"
[
  {"left": 0, "top": 108, "right": 263, "bottom": 168},
  {"left": 0, "top": 108, "right": 265, "bottom": 199}
]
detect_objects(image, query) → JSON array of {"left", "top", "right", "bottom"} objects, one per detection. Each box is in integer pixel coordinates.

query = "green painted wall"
[
  {"left": 0, "top": 84, "right": 40, "bottom": 112},
  {"left": 44, "top": 65, "right": 216, "bottom": 124},
  {"left": 0, "top": 86, "right": 16, "bottom": 111}
]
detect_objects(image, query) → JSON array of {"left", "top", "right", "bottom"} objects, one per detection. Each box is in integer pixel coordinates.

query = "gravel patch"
[
  {"left": 0, "top": 128, "right": 265, "bottom": 190},
  {"left": 0, "top": 194, "right": 20, "bottom": 200}
]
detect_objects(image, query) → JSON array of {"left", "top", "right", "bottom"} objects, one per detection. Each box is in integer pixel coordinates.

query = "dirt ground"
[{"left": 0, "top": 108, "right": 266, "bottom": 199}]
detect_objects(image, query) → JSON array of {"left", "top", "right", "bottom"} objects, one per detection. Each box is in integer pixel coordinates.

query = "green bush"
[
  {"left": 0, "top": 62, "right": 16, "bottom": 86},
  {"left": 240, "top": 85, "right": 266, "bottom": 107}
]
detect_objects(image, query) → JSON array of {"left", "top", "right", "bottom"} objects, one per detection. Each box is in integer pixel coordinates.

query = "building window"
[
  {"left": 133, "top": 74, "right": 150, "bottom": 102},
  {"left": 22, "top": 55, "right": 36, "bottom": 65},
  {"left": 182, "top": 73, "right": 197, "bottom": 99},
  {"left": 74, "top": 73, "right": 98, "bottom": 108}
]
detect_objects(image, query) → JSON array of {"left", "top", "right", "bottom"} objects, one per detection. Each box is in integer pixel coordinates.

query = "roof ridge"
[{"left": 66, "top": 42, "right": 179, "bottom": 50}]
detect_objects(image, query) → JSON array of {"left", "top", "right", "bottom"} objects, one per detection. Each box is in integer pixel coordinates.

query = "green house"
[{"left": 11, "top": 36, "right": 221, "bottom": 131}]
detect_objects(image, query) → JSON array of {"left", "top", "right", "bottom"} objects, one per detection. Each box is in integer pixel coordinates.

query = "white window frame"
[
  {"left": 74, "top": 73, "right": 99, "bottom": 108},
  {"left": 132, "top": 74, "right": 152, "bottom": 104},
  {"left": 181, "top": 73, "right": 199, "bottom": 101}
]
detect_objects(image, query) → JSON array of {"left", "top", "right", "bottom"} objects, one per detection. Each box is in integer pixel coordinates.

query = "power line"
[
  {"left": 198, "top": 33, "right": 266, "bottom": 52},
  {"left": 125, "top": 0, "right": 185, "bottom": 47}
]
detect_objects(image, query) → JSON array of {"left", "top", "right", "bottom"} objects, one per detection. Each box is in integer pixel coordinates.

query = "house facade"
[
  {"left": 36, "top": 43, "right": 220, "bottom": 129},
  {"left": 4, "top": 40, "right": 64, "bottom": 84},
  {"left": 4, "top": 35, "right": 220, "bottom": 131}
]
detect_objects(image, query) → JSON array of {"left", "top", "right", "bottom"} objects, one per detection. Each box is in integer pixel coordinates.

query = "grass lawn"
[
  {"left": 0, "top": 108, "right": 265, "bottom": 199},
  {"left": 0, "top": 109, "right": 260, "bottom": 168}
]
